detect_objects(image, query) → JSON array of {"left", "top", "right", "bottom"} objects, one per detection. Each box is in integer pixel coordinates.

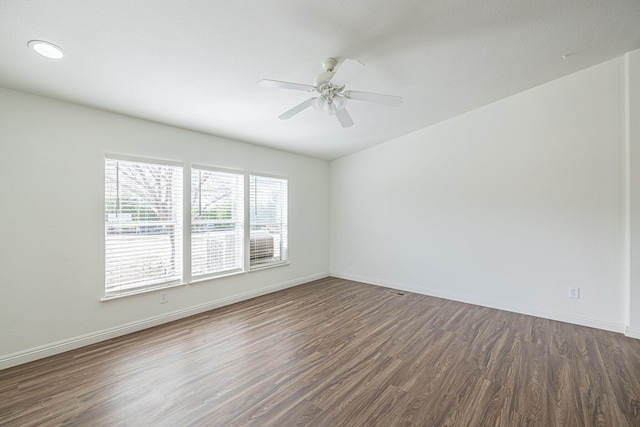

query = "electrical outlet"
[
  {"left": 569, "top": 287, "right": 580, "bottom": 299},
  {"left": 160, "top": 292, "right": 168, "bottom": 304}
]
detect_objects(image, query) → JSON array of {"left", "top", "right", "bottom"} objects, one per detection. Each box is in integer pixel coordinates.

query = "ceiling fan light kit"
[
  {"left": 259, "top": 58, "right": 402, "bottom": 128},
  {"left": 311, "top": 94, "right": 346, "bottom": 115}
]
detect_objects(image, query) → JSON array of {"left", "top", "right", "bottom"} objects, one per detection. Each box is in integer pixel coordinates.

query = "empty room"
[{"left": 1, "top": 1, "right": 640, "bottom": 425}]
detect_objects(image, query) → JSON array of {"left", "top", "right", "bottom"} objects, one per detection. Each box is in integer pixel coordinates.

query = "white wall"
[
  {"left": 2, "top": 52, "right": 637, "bottom": 370},
  {"left": 628, "top": 49, "right": 640, "bottom": 337},
  {"left": 0, "top": 88, "right": 329, "bottom": 368},
  {"left": 331, "top": 57, "right": 628, "bottom": 332}
]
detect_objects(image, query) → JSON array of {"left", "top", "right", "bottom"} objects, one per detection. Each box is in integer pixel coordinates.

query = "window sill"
[
  {"left": 190, "top": 269, "right": 246, "bottom": 285},
  {"left": 249, "top": 260, "right": 290, "bottom": 272},
  {"left": 101, "top": 262, "right": 289, "bottom": 302},
  {"left": 101, "top": 281, "right": 187, "bottom": 301}
]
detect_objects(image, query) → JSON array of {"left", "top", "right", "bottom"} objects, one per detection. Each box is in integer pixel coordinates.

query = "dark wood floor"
[{"left": 2, "top": 277, "right": 640, "bottom": 426}]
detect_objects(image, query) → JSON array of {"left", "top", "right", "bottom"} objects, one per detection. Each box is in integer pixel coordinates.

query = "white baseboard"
[
  {"left": 331, "top": 272, "right": 626, "bottom": 334},
  {"left": 0, "top": 272, "right": 329, "bottom": 371},
  {"left": 625, "top": 326, "right": 640, "bottom": 339}
]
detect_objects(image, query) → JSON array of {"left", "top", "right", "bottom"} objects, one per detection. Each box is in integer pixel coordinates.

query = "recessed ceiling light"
[{"left": 28, "top": 40, "right": 65, "bottom": 59}]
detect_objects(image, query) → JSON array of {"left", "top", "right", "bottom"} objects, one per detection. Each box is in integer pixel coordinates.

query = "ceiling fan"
[{"left": 258, "top": 58, "right": 402, "bottom": 128}]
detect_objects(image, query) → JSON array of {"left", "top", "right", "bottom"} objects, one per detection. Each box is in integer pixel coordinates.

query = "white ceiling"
[{"left": 1, "top": 1, "right": 639, "bottom": 160}]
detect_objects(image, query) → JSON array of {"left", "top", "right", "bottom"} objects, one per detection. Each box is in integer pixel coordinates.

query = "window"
[
  {"left": 104, "top": 158, "right": 289, "bottom": 299},
  {"left": 104, "top": 156, "right": 183, "bottom": 296},
  {"left": 250, "top": 174, "right": 288, "bottom": 268},
  {"left": 191, "top": 167, "right": 244, "bottom": 278}
]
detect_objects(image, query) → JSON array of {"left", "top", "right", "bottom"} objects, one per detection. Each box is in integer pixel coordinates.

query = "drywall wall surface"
[
  {"left": 330, "top": 57, "right": 626, "bottom": 331},
  {"left": 0, "top": 88, "right": 329, "bottom": 363},
  {"left": 628, "top": 49, "right": 640, "bottom": 335}
]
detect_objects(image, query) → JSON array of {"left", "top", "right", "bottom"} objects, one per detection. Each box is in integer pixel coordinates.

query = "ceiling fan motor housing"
[
  {"left": 313, "top": 58, "right": 341, "bottom": 97},
  {"left": 314, "top": 71, "right": 336, "bottom": 89}
]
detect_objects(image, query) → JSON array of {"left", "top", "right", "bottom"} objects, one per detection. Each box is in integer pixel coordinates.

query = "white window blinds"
[
  {"left": 105, "top": 157, "right": 183, "bottom": 296},
  {"left": 191, "top": 167, "right": 244, "bottom": 277},
  {"left": 250, "top": 174, "right": 288, "bottom": 268}
]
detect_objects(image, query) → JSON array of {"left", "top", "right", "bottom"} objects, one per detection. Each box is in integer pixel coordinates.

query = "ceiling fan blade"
[
  {"left": 344, "top": 90, "right": 403, "bottom": 106},
  {"left": 258, "top": 79, "right": 316, "bottom": 92},
  {"left": 330, "top": 59, "right": 365, "bottom": 88},
  {"left": 335, "top": 107, "right": 354, "bottom": 128},
  {"left": 278, "top": 98, "right": 314, "bottom": 120}
]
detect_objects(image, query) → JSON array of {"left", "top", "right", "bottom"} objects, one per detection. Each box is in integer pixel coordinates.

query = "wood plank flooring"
[{"left": 1, "top": 277, "right": 640, "bottom": 426}]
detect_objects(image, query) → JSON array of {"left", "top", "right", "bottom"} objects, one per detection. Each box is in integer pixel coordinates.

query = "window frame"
[
  {"left": 103, "top": 157, "right": 290, "bottom": 300},
  {"left": 248, "top": 173, "right": 289, "bottom": 271},
  {"left": 103, "top": 154, "right": 184, "bottom": 299},
  {"left": 190, "top": 165, "right": 245, "bottom": 280}
]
